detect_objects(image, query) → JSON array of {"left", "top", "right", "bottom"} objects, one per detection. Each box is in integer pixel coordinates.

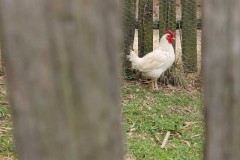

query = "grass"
[
  {"left": 0, "top": 76, "right": 203, "bottom": 160},
  {"left": 0, "top": 77, "right": 14, "bottom": 160},
  {"left": 122, "top": 81, "right": 203, "bottom": 160}
]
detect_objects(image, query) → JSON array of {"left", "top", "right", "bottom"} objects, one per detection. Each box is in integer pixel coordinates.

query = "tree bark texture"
[
  {"left": 0, "top": 0, "right": 123, "bottom": 160},
  {"left": 203, "top": 0, "right": 240, "bottom": 159}
]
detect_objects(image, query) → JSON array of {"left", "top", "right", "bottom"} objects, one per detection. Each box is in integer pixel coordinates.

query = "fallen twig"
[{"left": 161, "top": 131, "right": 171, "bottom": 149}]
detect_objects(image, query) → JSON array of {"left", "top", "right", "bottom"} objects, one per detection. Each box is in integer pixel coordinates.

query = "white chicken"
[{"left": 128, "top": 30, "right": 175, "bottom": 90}]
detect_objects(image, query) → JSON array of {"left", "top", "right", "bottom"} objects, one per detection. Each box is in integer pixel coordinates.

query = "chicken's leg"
[
  {"left": 154, "top": 80, "right": 159, "bottom": 90},
  {"left": 151, "top": 79, "right": 155, "bottom": 90}
]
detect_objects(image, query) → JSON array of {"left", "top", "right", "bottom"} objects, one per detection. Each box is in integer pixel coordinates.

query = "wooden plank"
[
  {"left": 138, "top": 0, "right": 153, "bottom": 57},
  {"left": 204, "top": 0, "right": 240, "bottom": 159}
]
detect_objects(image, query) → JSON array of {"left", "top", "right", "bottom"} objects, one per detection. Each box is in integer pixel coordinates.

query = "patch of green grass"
[
  {"left": 0, "top": 78, "right": 203, "bottom": 160},
  {"left": 0, "top": 83, "right": 15, "bottom": 159},
  {"left": 122, "top": 81, "right": 203, "bottom": 160}
]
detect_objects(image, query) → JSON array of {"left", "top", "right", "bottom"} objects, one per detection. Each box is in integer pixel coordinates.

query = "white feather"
[{"left": 128, "top": 33, "right": 175, "bottom": 80}]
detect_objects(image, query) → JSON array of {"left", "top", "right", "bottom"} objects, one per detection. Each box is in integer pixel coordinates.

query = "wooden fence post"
[
  {"left": 159, "top": 0, "right": 185, "bottom": 86},
  {"left": 182, "top": 0, "right": 197, "bottom": 72},
  {"left": 204, "top": 0, "right": 240, "bottom": 159},
  {"left": 159, "top": 0, "right": 176, "bottom": 43},
  {"left": 138, "top": 0, "right": 153, "bottom": 57},
  {"left": 121, "top": 0, "right": 136, "bottom": 79}
]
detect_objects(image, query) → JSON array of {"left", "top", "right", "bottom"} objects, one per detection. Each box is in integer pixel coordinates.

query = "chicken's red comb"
[{"left": 165, "top": 30, "right": 175, "bottom": 37}]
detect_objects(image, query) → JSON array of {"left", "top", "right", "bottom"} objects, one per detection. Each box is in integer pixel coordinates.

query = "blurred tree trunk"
[
  {"left": 0, "top": 48, "right": 3, "bottom": 75},
  {"left": 204, "top": 0, "right": 240, "bottom": 159},
  {"left": 0, "top": 0, "right": 123, "bottom": 160},
  {"left": 0, "top": 30, "right": 4, "bottom": 75},
  {"left": 121, "top": 0, "right": 136, "bottom": 79}
]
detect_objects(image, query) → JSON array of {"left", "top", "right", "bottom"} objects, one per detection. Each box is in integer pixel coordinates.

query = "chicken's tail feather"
[
  {"left": 128, "top": 50, "right": 140, "bottom": 69},
  {"left": 128, "top": 50, "right": 138, "bottom": 61}
]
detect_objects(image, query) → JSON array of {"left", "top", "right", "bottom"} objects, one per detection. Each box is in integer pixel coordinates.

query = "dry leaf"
[
  {"left": 183, "top": 122, "right": 197, "bottom": 129},
  {"left": 183, "top": 140, "right": 191, "bottom": 147},
  {"left": 128, "top": 125, "right": 137, "bottom": 136}
]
